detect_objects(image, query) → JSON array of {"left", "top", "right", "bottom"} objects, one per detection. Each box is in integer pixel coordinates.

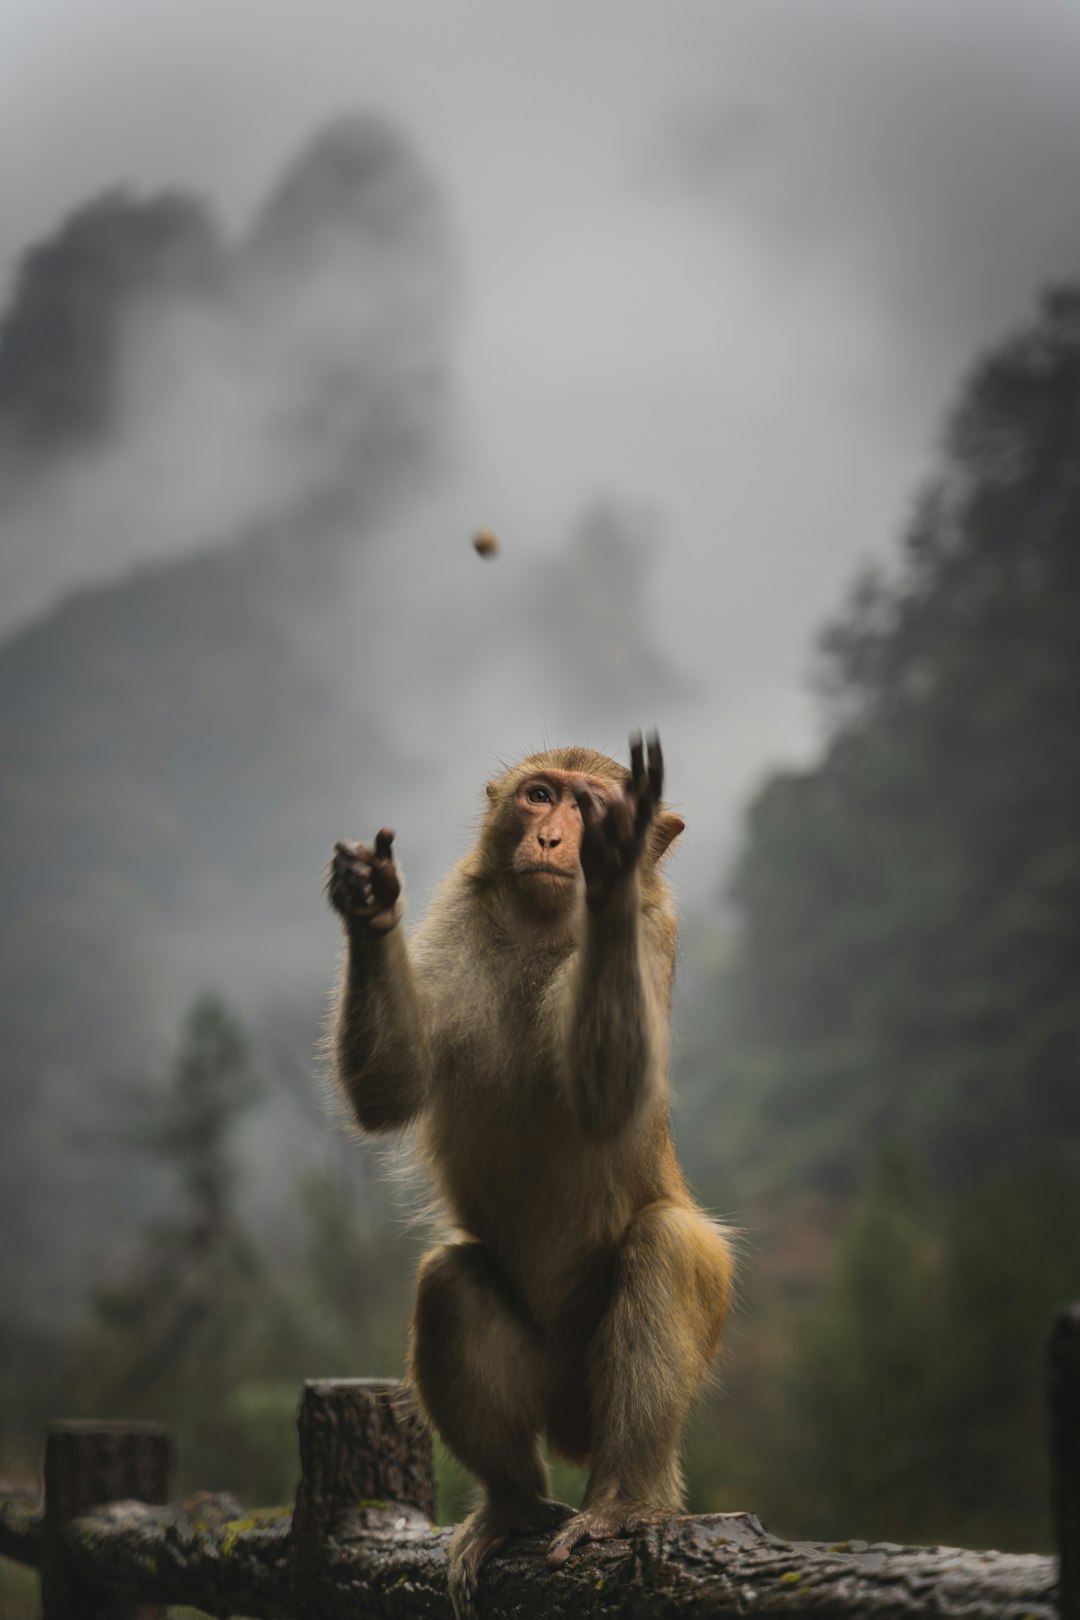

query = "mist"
[{"left": 5, "top": 4, "right": 1080, "bottom": 882}]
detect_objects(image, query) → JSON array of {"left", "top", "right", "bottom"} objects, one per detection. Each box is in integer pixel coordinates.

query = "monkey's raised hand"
[
  {"left": 574, "top": 731, "right": 663, "bottom": 908},
  {"left": 327, "top": 829, "right": 401, "bottom": 935}
]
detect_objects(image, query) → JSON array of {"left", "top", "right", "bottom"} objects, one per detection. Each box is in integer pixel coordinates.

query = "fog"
[{"left": 4, "top": 3, "right": 1079, "bottom": 903}]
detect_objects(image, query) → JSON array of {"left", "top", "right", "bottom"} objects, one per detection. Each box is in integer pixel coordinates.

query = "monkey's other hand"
[
  {"left": 575, "top": 731, "right": 663, "bottom": 908},
  {"left": 326, "top": 829, "right": 401, "bottom": 935},
  {"left": 449, "top": 1499, "right": 572, "bottom": 1618}
]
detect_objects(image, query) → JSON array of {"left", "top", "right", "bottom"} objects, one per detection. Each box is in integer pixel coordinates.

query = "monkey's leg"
[
  {"left": 410, "top": 1241, "right": 570, "bottom": 1614},
  {"left": 546, "top": 1202, "right": 733, "bottom": 1567}
]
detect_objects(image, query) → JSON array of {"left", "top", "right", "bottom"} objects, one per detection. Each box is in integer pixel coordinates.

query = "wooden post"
[
  {"left": 1051, "top": 1305, "right": 1080, "bottom": 1620},
  {"left": 40, "top": 1420, "right": 171, "bottom": 1620},
  {"left": 293, "top": 1378, "right": 436, "bottom": 1616}
]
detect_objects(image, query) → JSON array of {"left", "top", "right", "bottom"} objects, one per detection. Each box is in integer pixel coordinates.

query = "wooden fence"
[{"left": 1, "top": 1304, "right": 1077, "bottom": 1619}]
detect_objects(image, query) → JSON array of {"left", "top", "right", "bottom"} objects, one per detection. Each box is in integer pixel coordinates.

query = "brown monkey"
[{"left": 326, "top": 735, "right": 732, "bottom": 1615}]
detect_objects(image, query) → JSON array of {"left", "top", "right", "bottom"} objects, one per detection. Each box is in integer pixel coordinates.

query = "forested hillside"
[{"left": 680, "top": 287, "right": 1080, "bottom": 1550}]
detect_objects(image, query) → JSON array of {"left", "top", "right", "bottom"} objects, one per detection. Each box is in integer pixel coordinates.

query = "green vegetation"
[
  {"left": 0, "top": 1558, "right": 39, "bottom": 1620},
  {"left": 0, "top": 992, "right": 421, "bottom": 1510},
  {"left": 681, "top": 287, "right": 1080, "bottom": 1549},
  {"left": 87, "top": 995, "right": 265, "bottom": 1414}
]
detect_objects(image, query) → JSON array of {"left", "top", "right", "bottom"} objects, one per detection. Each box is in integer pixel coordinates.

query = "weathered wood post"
[
  {"left": 293, "top": 1378, "right": 437, "bottom": 1617},
  {"left": 1051, "top": 1304, "right": 1080, "bottom": 1620},
  {"left": 40, "top": 1420, "right": 171, "bottom": 1620}
]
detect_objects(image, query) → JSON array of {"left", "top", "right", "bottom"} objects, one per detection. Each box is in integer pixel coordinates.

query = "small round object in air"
[{"left": 473, "top": 529, "right": 499, "bottom": 558}]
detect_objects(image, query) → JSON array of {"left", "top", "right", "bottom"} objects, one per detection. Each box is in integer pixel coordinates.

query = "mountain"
[{"left": 0, "top": 115, "right": 454, "bottom": 1322}]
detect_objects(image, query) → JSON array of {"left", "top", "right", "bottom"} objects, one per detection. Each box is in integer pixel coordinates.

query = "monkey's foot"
[
  {"left": 449, "top": 1498, "right": 573, "bottom": 1617},
  {"left": 545, "top": 1497, "right": 662, "bottom": 1567}
]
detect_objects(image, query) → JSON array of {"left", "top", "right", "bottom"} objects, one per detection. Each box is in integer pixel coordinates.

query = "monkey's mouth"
[{"left": 518, "top": 864, "right": 575, "bottom": 880}]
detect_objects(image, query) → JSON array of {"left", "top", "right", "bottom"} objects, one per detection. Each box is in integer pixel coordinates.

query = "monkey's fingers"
[
  {"left": 327, "top": 845, "right": 364, "bottom": 899},
  {"left": 369, "top": 826, "right": 401, "bottom": 910},
  {"left": 573, "top": 783, "right": 603, "bottom": 829},
  {"left": 447, "top": 1551, "right": 485, "bottom": 1620},
  {"left": 647, "top": 731, "right": 664, "bottom": 803},
  {"left": 584, "top": 837, "right": 627, "bottom": 906},
  {"left": 629, "top": 730, "right": 662, "bottom": 839},
  {"left": 547, "top": 1502, "right": 657, "bottom": 1568},
  {"left": 607, "top": 788, "right": 637, "bottom": 853},
  {"left": 576, "top": 786, "right": 611, "bottom": 856},
  {"left": 449, "top": 1512, "right": 509, "bottom": 1620},
  {"left": 330, "top": 865, "right": 378, "bottom": 916},
  {"left": 546, "top": 1508, "right": 623, "bottom": 1567},
  {"left": 330, "top": 845, "right": 374, "bottom": 889},
  {"left": 629, "top": 731, "right": 645, "bottom": 791},
  {"left": 334, "top": 839, "right": 380, "bottom": 870}
]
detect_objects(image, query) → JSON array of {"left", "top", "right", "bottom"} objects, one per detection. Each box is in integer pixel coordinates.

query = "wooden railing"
[{"left": 1, "top": 1304, "right": 1077, "bottom": 1619}]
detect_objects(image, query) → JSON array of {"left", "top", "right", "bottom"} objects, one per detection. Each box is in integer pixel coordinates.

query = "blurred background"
[{"left": 2, "top": 2, "right": 1079, "bottom": 1611}]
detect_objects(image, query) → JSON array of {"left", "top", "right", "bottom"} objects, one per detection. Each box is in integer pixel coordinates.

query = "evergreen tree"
[
  {"left": 692, "top": 288, "right": 1080, "bottom": 1549},
  {"left": 80, "top": 995, "right": 290, "bottom": 1491},
  {"left": 724, "top": 287, "right": 1080, "bottom": 1197}
]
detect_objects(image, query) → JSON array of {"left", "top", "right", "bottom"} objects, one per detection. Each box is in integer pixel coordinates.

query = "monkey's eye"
[{"left": 526, "top": 785, "right": 553, "bottom": 804}]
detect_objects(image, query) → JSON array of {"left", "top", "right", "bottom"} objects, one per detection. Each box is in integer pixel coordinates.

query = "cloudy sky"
[{"left": 3, "top": 0, "right": 1080, "bottom": 894}]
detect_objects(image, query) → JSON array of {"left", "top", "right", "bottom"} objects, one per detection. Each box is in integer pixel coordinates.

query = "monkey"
[{"left": 326, "top": 734, "right": 733, "bottom": 1616}]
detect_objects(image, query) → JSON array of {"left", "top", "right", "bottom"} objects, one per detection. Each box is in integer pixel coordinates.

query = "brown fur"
[{"left": 327, "top": 743, "right": 733, "bottom": 1613}]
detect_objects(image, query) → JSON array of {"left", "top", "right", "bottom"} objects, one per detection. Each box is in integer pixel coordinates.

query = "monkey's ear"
[
  {"left": 485, "top": 780, "right": 498, "bottom": 801},
  {"left": 651, "top": 811, "right": 685, "bottom": 862}
]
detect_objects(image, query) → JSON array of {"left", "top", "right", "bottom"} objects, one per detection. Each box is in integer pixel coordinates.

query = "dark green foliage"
[
  {"left": 290, "top": 1165, "right": 418, "bottom": 1383},
  {"left": 719, "top": 286, "right": 1080, "bottom": 1196},
  {"left": 87, "top": 997, "right": 265, "bottom": 1410},
  {"left": 767, "top": 1149, "right": 1080, "bottom": 1549},
  {"left": 798, "top": 1150, "right": 943, "bottom": 1536},
  {"left": 685, "top": 287, "right": 1080, "bottom": 1549},
  {"left": 25, "top": 994, "right": 424, "bottom": 1502},
  {"left": 56, "top": 995, "right": 303, "bottom": 1500},
  {"left": 128, "top": 993, "right": 262, "bottom": 1230}
]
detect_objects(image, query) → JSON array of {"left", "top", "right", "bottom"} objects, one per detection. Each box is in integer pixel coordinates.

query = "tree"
[
  {"left": 722, "top": 286, "right": 1080, "bottom": 1198},
  {"left": 687, "top": 287, "right": 1080, "bottom": 1549},
  {"left": 81, "top": 995, "right": 286, "bottom": 1490}
]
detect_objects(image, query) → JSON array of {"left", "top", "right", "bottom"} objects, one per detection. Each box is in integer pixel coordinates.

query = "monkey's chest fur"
[
  {"left": 415, "top": 949, "right": 673, "bottom": 1328},
  {"left": 402, "top": 883, "right": 685, "bottom": 1330}
]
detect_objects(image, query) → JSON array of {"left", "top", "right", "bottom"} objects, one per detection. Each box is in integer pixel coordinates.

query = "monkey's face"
[{"left": 509, "top": 769, "right": 610, "bottom": 914}]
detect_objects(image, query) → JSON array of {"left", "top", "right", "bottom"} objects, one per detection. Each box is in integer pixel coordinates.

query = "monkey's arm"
[
  {"left": 333, "top": 929, "right": 432, "bottom": 1132},
  {"left": 558, "top": 734, "right": 674, "bottom": 1139},
  {"left": 328, "top": 832, "right": 432, "bottom": 1133},
  {"left": 560, "top": 871, "right": 665, "bottom": 1140}
]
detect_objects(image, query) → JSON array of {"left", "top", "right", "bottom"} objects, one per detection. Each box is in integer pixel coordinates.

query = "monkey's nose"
[{"left": 538, "top": 833, "right": 562, "bottom": 850}]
